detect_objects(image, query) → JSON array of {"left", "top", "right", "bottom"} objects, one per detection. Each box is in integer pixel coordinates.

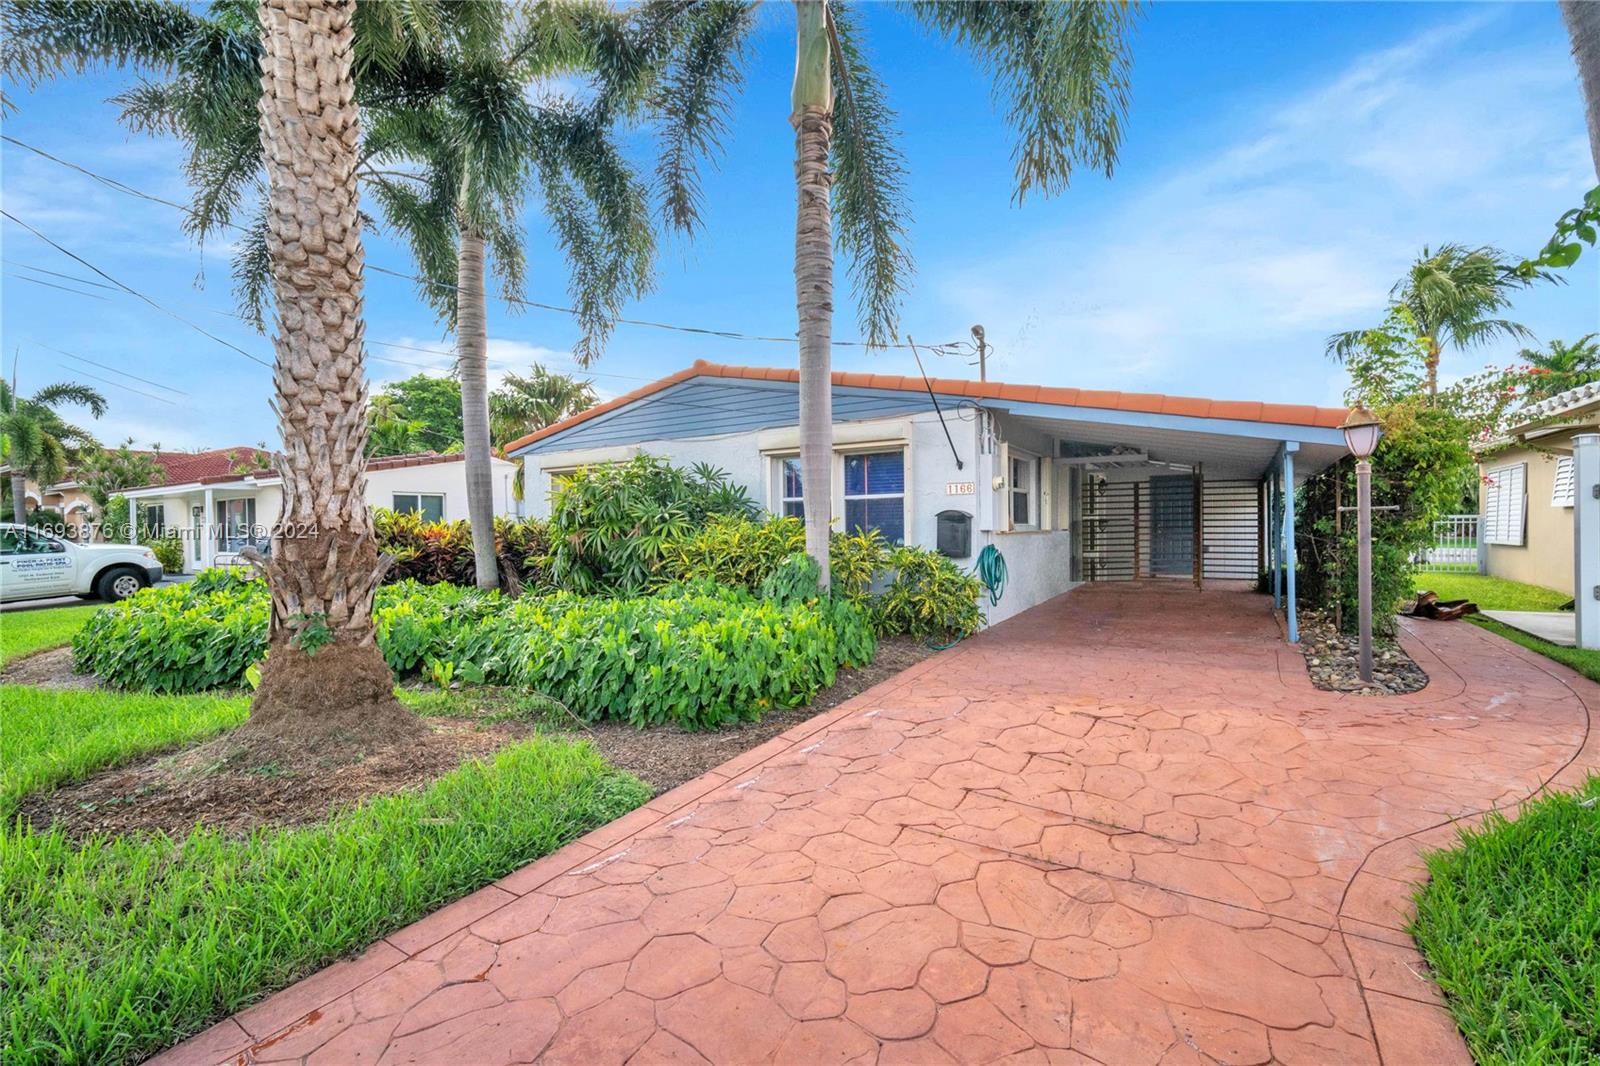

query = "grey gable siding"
[{"left": 514, "top": 379, "right": 936, "bottom": 454}]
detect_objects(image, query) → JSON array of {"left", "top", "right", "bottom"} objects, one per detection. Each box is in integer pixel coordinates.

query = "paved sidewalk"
[{"left": 159, "top": 583, "right": 1597, "bottom": 1065}]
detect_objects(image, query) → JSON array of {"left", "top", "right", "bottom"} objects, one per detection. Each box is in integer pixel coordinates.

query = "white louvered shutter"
[
  {"left": 1482, "top": 463, "right": 1527, "bottom": 545},
  {"left": 1551, "top": 456, "right": 1575, "bottom": 508}
]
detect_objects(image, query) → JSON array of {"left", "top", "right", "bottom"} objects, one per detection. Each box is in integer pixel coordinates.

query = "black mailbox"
[{"left": 936, "top": 510, "right": 972, "bottom": 559}]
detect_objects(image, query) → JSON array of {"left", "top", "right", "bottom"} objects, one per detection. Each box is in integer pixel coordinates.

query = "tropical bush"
[
  {"left": 373, "top": 578, "right": 875, "bottom": 729},
  {"left": 372, "top": 510, "right": 553, "bottom": 590},
  {"left": 72, "top": 574, "right": 268, "bottom": 693},
  {"left": 658, "top": 515, "right": 980, "bottom": 639},
  {"left": 71, "top": 573, "right": 876, "bottom": 729},
  {"left": 142, "top": 533, "right": 184, "bottom": 574},
  {"left": 873, "top": 546, "right": 984, "bottom": 640},
  {"left": 547, "top": 456, "right": 756, "bottom": 594}
]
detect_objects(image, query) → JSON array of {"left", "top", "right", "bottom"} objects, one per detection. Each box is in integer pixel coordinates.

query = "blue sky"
[{"left": 2, "top": 1, "right": 1595, "bottom": 450}]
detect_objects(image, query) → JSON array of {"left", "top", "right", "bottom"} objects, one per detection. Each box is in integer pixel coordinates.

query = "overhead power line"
[
  {"left": 36, "top": 343, "right": 189, "bottom": 396},
  {"left": 2, "top": 133, "right": 966, "bottom": 354}
]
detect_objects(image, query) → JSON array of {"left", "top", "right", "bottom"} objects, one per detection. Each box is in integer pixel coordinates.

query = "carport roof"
[{"left": 506, "top": 360, "right": 1350, "bottom": 457}]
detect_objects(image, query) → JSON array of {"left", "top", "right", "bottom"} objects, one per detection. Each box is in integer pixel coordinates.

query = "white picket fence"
[{"left": 1416, "top": 513, "right": 1480, "bottom": 572}]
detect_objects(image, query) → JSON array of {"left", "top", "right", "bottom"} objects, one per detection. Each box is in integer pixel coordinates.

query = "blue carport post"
[{"left": 1282, "top": 442, "right": 1299, "bottom": 643}]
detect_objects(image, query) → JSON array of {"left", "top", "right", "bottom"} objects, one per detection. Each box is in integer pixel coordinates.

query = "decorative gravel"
[{"left": 1299, "top": 609, "right": 1429, "bottom": 695}]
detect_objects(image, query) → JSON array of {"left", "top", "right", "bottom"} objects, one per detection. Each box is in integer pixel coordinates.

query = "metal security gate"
[
  {"left": 1078, "top": 474, "right": 1261, "bottom": 583},
  {"left": 1149, "top": 476, "right": 1194, "bottom": 575}
]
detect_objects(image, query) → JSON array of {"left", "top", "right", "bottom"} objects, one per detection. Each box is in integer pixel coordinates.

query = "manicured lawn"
[
  {"left": 1411, "top": 574, "right": 1598, "bottom": 682},
  {"left": 0, "top": 605, "right": 96, "bottom": 667},
  {"left": 0, "top": 686, "right": 248, "bottom": 815},
  {"left": 1412, "top": 776, "right": 1600, "bottom": 1066},
  {"left": 1412, "top": 573, "right": 1570, "bottom": 612},
  {"left": 1, "top": 684, "right": 651, "bottom": 1066}
]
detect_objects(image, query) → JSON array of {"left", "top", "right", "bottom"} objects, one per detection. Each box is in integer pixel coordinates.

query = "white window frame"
[
  {"left": 1482, "top": 462, "right": 1527, "bottom": 546},
  {"left": 1551, "top": 456, "right": 1575, "bottom": 508},
  {"left": 840, "top": 447, "right": 909, "bottom": 546},
  {"left": 1008, "top": 450, "right": 1041, "bottom": 531},
  {"left": 778, "top": 456, "right": 805, "bottom": 519},
  {"left": 765, "top": 444, "right": 912, "bottom": 544},
  {"left": 138, "top": 502, "right": 166, "bottom": 537},
  {"left": 392, "top": 492, "right": 446, "bottom": 523}
]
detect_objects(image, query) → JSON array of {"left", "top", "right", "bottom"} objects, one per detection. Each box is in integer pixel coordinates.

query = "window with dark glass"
[
  {"left": 139, "top": 503, "right": 165, "bottom": 537},
  {"left": 1010, "top": 455, "right": 1036, "bottom": 527},
  {"left": 215, "top": 497, "right": 262, "bottom": 551},
  {"left": 392, "top": 493, "right": 445, "bottom": 523},
  {"left": 843, "top": 451, "right": 905, "bottom": 545},
  {"left": 780, "top": 458, "right": 805, "bottom": 518}
]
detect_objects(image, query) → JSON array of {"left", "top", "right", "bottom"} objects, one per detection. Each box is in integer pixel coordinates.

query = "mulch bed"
[
  {"left": 1298, "top": 609, "right": 1428, "bottom": 695},
  {"left": 16, "top": 636, "right": 938, "bottom": 839},
  {"left": 1, "top": 646, "right": 103, "bottom": 689}
]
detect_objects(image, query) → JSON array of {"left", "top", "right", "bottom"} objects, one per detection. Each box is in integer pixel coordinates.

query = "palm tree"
[
  {"left": 3, "top": 0, "right": 656, "bottom": 591},
  {"left": 639, "top": 0, "right": 1140, "bottom": 587},
  {"left": 1328, "top": 244, "right": 1539, "bottom": 399},
  {"left": 489, "top": 365, "right": 598, "bottom": 447},
  {"left": 0, "top": 378, "right": 105, "bottom": 524},
  {"left": 1562, "top": 1, "right": 1600, "bottom": 177},
  {"left": 1520, "top": 334, "right": 1600, "bottom": 400},
  {"left": 241, "top": 0, "right": 421, "bottom": 746}
]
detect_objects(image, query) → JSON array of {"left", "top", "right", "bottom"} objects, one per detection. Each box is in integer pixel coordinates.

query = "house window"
[
  {"left": 215, "top": 498, "right": 263, "bottom": 552},
  {"left": 1010, "top": 453, "right": 1039, "bottom": 528},
  {"left": 780, "top": 458, "right": 805, "bottom": 519},
  {"left": 138, "top": 503, "right": 165, "bottom": 538},
  {"left": 1551, "top": 456, "right": 1575, "bottom": 508},
  {"left": 393, "top": 493, "right": 445, "bottom": 523},
  {"left": 1482, "top": 463, "right": 1526, "bottom": 546},
  {"left": 843, "top": 451, "right": 905, "bottom": 545}
]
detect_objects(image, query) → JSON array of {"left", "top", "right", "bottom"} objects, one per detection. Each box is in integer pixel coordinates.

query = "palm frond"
[
  {"left": 640, "top": 0, "right": 752, "bottom": 235},
  {"left": 0, "top": 0, "right": 204, "bottom": 90},
  {"left": 829, "top": 2, "right": 912, "bottom": 349},
  {"left": 31, "top": 381, "right": 107, "bottom": 417},
  {"left": 904, "top": 0, "right": 1141, "bottom": 200},
  {"left": 231, "top": 195, "right": 273, "bottom": 333}
]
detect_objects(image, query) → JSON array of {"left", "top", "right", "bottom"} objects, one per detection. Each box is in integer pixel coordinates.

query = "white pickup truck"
[{"left": 0, "top": 522, "right": 164, "bottom": 605}]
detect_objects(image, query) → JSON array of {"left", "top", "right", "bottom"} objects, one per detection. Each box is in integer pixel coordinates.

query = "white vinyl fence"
[{"left": 1415, "top": 513, "right": 1480, "bottom": 573}]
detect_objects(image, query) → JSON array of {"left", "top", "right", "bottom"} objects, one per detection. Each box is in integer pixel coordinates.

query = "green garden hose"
[{"left": 926, "top": 544, "right": 1008, "bottom": 650}]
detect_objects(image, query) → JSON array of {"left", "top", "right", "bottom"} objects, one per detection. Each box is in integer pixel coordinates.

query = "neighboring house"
[
  {"left": 1478, "top": 381, "right": 1599, "bottom": 598},
  {"left": 506, "top": 360, "right": 1349, "bottom": 629},
  {"left": 119, "top": 451, "right": 517, "bottom": 573},
  {"left": 2, "top": 447, "right": 274, "bottom": 540}
]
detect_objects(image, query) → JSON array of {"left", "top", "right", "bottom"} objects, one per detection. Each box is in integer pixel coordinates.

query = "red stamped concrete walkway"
[{"left": 159, "top": 583, "right": 1597, "bottom": 1066}]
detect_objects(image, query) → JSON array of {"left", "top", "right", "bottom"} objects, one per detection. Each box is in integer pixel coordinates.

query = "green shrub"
[
  {"left": 71, "top": 574, "right": 268, "bottom": 693},
  {"left": 547, "top": 456, "right": 755, "bottom": 594},
  {"left": 374, "top": 580, "right": 876, "bottom": 729},
  {"left": 873, "top": 546, "right": 984, "bottom": 640},
  {"left": 141, "top": 533, "right": 184, "bottom": 574},
  {"left": 659, "top": 515, "right": 981, "bottom": 639},
  {"left": 73, "top": 576, "right": 876, "bottom": 728},
  {"left": 759, "top": 552, "right": 822, "bottom": 606}
]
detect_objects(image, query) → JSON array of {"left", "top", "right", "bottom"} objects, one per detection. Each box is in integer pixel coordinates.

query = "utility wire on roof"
[{"left": 2, "top": 134, "right": 967, "bottom": 355}]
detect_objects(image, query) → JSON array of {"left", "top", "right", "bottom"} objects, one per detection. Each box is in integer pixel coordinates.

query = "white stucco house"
[
  {"left": 120, "top": 450, "right": 517, "bottom": 573},
  {"left": 506, "top": 360, "right": 1351, "bottom": 633}
]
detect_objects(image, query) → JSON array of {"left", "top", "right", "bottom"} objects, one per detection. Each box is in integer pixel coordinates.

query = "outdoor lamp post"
[{"left": 1341, "top": 406, "right": 1384, "bottom": 683}]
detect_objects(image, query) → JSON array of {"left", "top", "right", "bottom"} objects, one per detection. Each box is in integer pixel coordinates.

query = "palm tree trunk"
[
  {"left": 247, "top": 0, "right": 418, "bottom": 747},
  {"left": 1425, "top": 336, "right": 1441, "bottom": 399},
  {"left": 1562, "top": 0, "right": 1600, "bottom": 177},
  {"left": 792, "top": 0, "right": 834, "bottom": 590},
  {"left": 456, "top": 224, "right": 500, "bottom": 591},
  {"left": 9, "top": 474, "right": 26, "bottom": 525}
]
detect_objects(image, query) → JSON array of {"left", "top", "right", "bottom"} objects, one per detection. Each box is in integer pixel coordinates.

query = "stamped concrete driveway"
[{"left": 164, "top": 583, "right": 1597, "bottom": 1066}]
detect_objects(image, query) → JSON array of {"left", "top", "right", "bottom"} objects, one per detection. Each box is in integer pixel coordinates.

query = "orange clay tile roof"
[{"left": 503, "top": 360, "right": 1351, "bottom": 454}]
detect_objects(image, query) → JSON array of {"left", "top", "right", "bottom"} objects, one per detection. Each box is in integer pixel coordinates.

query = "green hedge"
[
  {"left": 659, "top": 515, "right": 983, "bottom": 640},
  {"left": 72, "top": 574, "right": 876, "bottom": 729}
]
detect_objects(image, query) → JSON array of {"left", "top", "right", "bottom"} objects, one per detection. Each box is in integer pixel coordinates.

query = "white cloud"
[{"left": 915, "top": 8, "right": 1594, "bottom": 402}]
